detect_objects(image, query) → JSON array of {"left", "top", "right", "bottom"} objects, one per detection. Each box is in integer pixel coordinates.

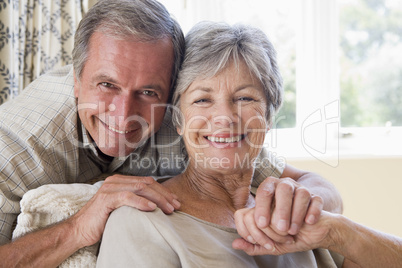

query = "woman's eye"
[
  {"left": 238, "top": 97, "right": 255, "bottom": 102},
  {"left": 194, "top": 98, "right": 210, "bottom": 104}
]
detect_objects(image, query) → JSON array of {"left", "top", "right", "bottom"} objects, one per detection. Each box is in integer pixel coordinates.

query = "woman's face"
[{"left": 179, "top": 60, "right": 269, "bottom": 174}]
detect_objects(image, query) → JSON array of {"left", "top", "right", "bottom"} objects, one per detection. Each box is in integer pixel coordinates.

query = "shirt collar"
[{"left": 79, "top": 121, "right": 151, "bottom": 173}]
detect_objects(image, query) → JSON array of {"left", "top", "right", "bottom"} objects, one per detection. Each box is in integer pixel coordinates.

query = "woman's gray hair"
[
  {"left": 72, "top": 0, "right": 184, "bottom": 99},
  {"left": 172, "top": 21, "right": 283, "bottom": 128}
]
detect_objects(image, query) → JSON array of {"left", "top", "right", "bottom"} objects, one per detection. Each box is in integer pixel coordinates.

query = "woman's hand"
[
  {"left": 234, "top": 176, "right": 324, "bottom": 253},
  {"left": 233, "top": 208, "right": 333, "bottom": 255}
]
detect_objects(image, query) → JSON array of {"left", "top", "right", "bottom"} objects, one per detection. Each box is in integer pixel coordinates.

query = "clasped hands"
[{"left": 233, "top": 176, "right": 326, "bottom": 255}]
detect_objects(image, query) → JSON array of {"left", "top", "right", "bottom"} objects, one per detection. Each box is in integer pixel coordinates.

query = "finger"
[
  {"left": 271, "top": 179, "right": 295, "bottom": 234},
  {"left": 236, "top": 208, "right": 292, "bottom": 248},
  {"left": 243, "top": 209, "right": 276, "bottom": 251},
  {"left": 104, "top": 176, "right": 181, "bottom": 212},
  {"left": 101, "top": 180, "right": 176, "bottom": 214},
  {"left": 234, "top": 209, "right": 253, "bottom": 243},
  {"left": 147, "top": 180, "right": 181, "bottom": 210},
  {"left": 129, "top": 182, "right": 178, "bottom": 214},
  {"left": 105, "top": 175, "right": 174, "bottom": 197},
  {"left": 112, "top": 190, "right": 158, "bottom": 211},
  {"left": 305, "top": 195, "right": 324, "bottom": 224},
  {"left": 288, "top": 186, "right": 311, "bottom": 235},
  {"left": 104, "top": 174, "right": 155, "bottom": 185},
  {"left": 254, "top": 177, "right": 277, "bottom": 229},
  {"left": 232, "top": 238, "right": 276, "bottom": 256}
]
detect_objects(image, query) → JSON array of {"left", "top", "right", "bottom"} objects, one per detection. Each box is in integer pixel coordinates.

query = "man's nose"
[
  {"left": 109, "top": 95, "right": 141, "bottom": 128},
  {"left": 112, "top": 94, "right": 138, "bottom": 119}
]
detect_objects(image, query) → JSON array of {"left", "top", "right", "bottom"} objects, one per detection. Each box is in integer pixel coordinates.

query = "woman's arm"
[
  {"left": 234, "top": 210, "right": 402, "bottom": 267},
  {"left": 328, "top": 213, "right": 402, "bottom": 268}
]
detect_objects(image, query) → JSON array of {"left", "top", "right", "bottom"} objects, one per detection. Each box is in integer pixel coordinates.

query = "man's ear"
[{"left": 73, "top": 70, "right": 80, "bottom": 98}]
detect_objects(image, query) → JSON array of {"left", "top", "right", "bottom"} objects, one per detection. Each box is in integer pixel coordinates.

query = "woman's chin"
[{"left": 191, "top": 152, "right": 256, "bottom": 172}]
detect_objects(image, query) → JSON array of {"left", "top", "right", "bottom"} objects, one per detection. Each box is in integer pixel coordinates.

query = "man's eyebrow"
[
  {"left": 142, "top": 84, "right": 164, "bottom": 93},
  {"left": 92, "top": 74, "right": 118, "bottom": 84},
  {"left": 91, "top": 75, "right": 164, "bottom": 93}
]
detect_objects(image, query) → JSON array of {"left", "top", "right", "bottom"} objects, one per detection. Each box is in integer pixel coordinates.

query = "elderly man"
[{"left": 0, "top": 0, "right": 342, "bottom": 266}]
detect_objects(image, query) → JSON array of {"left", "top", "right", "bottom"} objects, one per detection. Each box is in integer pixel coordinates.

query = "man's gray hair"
[
  {"left": 172, "top": 21, "right": 283, "bottom": 128},
  {"left": 72, "top": 0, "right": 184, "bottom": 99}
]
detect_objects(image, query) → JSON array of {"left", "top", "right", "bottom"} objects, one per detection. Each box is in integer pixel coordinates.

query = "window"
[
  {"left": 339, "top": 0, "right": 402, "bottom": 127},
  {"left": 160, "top": 0, "right": 402, "bottom": 160}
]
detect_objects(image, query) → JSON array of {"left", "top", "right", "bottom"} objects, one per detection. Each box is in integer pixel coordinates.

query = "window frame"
[{"left": 160, "top": 0, "right": 402, "bottom": 162}]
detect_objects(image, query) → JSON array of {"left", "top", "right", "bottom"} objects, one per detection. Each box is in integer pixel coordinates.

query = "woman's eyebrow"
[
  {"left": 186, "top": 86, "right": 212, "bottom": 95},
  {"left": 235, "top": 84, "right": 259, "bottom": 92}
]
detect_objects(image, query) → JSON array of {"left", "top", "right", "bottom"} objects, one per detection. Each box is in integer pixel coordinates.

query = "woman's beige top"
[{"left": 97, "top": 206, "right": 343, "bottom": 268}]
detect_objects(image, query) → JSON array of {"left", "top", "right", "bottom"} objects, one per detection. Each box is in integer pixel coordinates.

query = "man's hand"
[
  {"left": 68, "top": 175, "right": 181, "bottom": 247},
  {"left": 234, "top": 176, "right": 323, "bottom": 252},
  {"left": 255, "top": 177, "right": 323, "bottom": 235},
  {"left": 0, "top": 175, "right": 181, "bottom": 267}
]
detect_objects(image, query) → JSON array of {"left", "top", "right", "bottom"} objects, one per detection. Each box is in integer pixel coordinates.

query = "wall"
[{"left": 288, "top": 156, "right": 402, "bottom": 237}]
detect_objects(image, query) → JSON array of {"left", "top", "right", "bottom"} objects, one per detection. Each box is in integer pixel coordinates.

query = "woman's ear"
[
  {"left": 266, "top": 122, "right": 272, "bottom": 133},
  {"left": 176, "top": 127, "right": 183, "bottom": 136}
]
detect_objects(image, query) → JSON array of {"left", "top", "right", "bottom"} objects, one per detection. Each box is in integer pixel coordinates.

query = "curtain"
[{"left": 0, "top": 0, "right": 96, "bottom": 105}]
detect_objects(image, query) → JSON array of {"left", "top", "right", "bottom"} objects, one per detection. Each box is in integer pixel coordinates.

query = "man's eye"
[
  {"left": 143, "top": 90, "right": 156, "bottom": 96},
  {"left": 100, "top": 82, "right": 114, "bottom": 88}
]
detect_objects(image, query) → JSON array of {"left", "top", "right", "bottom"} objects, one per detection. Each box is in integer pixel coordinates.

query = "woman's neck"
[{"left": 163, "top": 165, "right": 255, "bottom": 228}]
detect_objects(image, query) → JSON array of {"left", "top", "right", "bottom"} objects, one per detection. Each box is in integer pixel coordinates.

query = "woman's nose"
[{"left": 212, "top": 102, "right": 239, "bottom": 127}]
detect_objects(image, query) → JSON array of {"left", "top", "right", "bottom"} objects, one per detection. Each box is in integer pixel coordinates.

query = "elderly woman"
[
  {"left": 97, "top": 21, "right": 402, "bottom": 267},
  {"left": 96, "top": 21, "right": 343, "bottom": 267}
]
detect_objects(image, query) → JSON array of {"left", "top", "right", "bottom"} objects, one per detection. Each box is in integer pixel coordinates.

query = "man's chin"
[
  {"left": 97, "top": 147, "right": 134, "bottom": 158},
  {"left": 98, "top": 138, "right": 150, "bottom": 158}
]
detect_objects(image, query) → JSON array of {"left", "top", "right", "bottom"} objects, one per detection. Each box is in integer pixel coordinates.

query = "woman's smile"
[{"left": 204, "top": 133, "right": 246, "bottom": 148}]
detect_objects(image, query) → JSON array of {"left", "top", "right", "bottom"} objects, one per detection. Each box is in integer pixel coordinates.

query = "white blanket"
[{"left": 13, "top": 181, "right": 104, "bottom": 268}]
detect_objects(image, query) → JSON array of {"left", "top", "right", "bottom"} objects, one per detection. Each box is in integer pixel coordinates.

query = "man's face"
[{"left": 74, "top": 31, "right": 174, "bottom": 157}]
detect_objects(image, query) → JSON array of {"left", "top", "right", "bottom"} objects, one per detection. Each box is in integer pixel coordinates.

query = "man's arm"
[
  {"left": 0, "top": 175, "right": 180, "bottom": 268},
  {"left": 0, "top": 220, "right": 81, "bottom": 268},
  {"left": 281, "top": 163, "right": 343, "bottom": 213}
]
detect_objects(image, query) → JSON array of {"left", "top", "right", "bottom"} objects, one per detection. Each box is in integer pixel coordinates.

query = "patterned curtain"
[{"left": 0, "top": 0, "right": 96, "bottom": 105}]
